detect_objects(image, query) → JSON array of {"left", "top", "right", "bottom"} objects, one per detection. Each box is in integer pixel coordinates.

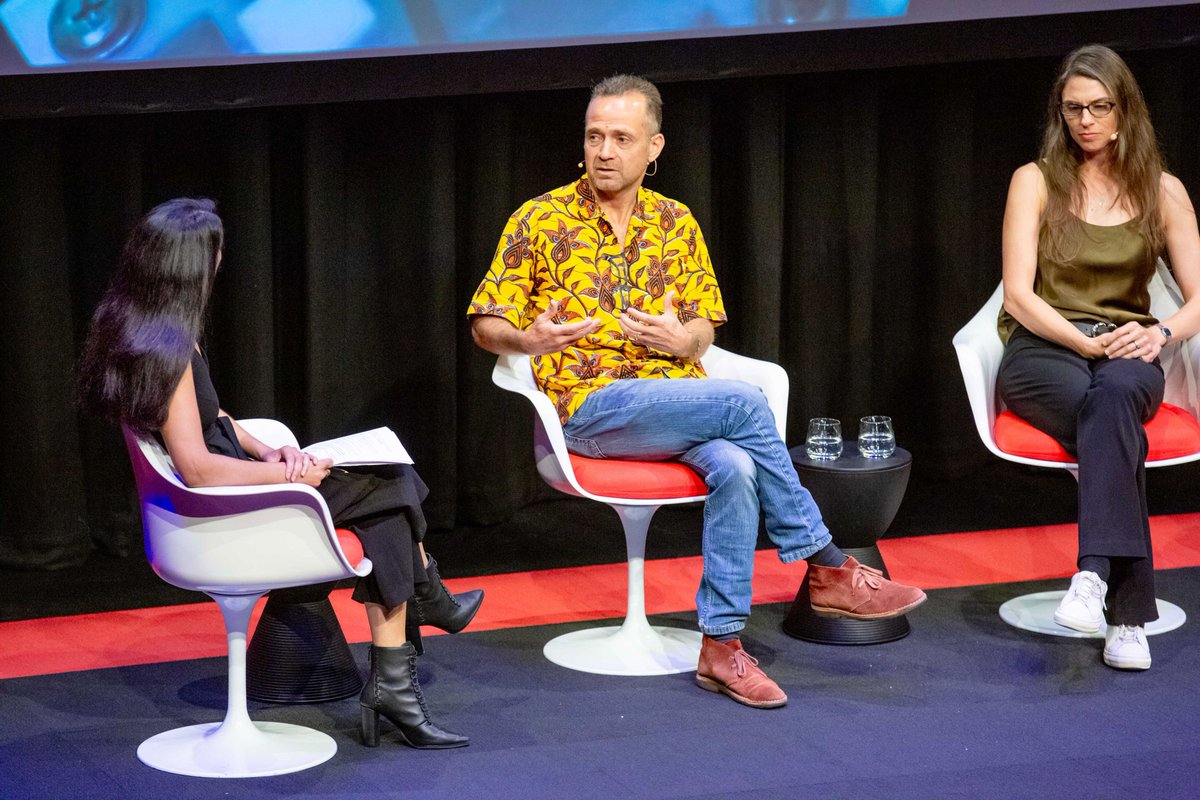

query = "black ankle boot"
[
  {"left": 406, "top": 554, "right": 484, "bottom": 655},
  {"left": 359, "top": 643, "right": 469, "bottom": 749}
]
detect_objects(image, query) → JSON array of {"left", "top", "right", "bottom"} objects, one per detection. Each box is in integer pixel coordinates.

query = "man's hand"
[
  {"left": 618, "top": 290, "right": 696, "bottom": 357},
  {"left": 521, "top": 299, "right": 601, "bottom": 355}
]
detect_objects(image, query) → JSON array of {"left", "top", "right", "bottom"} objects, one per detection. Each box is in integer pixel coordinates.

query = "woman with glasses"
[
  {"left": 996, "top": 45, "right": 1200, "bottom": 670},
  {"left": 78, "top": 198, "right": 483, "bottom": 747}
]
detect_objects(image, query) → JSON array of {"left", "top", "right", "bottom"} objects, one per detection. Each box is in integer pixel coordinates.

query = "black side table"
[
  {"left": 783, "top": 442, "right": 913, "bottom": 645},
  {"left": 246, "top": 582, "right": 363, "bottom": 704}
]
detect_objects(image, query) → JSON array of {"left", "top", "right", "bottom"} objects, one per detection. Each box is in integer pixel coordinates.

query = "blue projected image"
[{"left": 0, "top": 0, "right": 910, "bottom": 74}]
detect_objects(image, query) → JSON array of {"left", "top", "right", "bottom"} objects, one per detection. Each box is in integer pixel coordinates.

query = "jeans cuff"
[
  {"left": 777, "top": 527, "right": 833, "bottom": 564},
  {"left": 699, "top": 622, "right": 746, "bottom": 637}
]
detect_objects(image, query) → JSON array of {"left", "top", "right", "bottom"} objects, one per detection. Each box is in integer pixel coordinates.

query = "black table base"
[
  {"left": 784, "top": 442, "right": 914, "bottom": 646},
  {"left": 781, "top": 546, "right": 911, "bottom": 645},
  {"left": 246, "top": 583, "right": 363, "bottom": 704}
]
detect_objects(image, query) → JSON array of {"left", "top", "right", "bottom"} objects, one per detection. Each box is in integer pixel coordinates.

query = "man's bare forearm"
[
  {"left": 684, "top": 318, "right": 715, "bottom": 361},
  {"left": 471, "top": 315, "right": 528, "bottom": 355},
  {"left": 472, "top": 305, "right": 602, "bottom": 356}
]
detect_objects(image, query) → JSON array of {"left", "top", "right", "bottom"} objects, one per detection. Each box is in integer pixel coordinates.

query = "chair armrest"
[
  {"left": 175, "top": 478, "right": 329, "bottom": 515},
  {"left": 1162, "top": 328, "right": 1200, "bottom": 419},
  {"left": 951, "top": 283, "right": 1006, "bottom": 456},
  {"left": 237, "top": 418, "right": 299, "bottom": 449},
  {"left": 491, "top": 354, "right": 586, "bottom": 498},
  {"left": 142, "top": 479, "right": 372, "bottom": 593},
  {"left": 1150, "top": 261, "right": 1200, "bottom": 417}
]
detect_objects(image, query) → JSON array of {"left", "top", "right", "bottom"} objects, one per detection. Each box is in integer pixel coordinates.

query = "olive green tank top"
[{"left": 998, "top": 180, "right": 1157, "bottom": 344}]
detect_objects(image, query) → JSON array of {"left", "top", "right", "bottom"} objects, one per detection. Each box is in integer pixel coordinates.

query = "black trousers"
[
  {"left": 213, "top": 424, "right": 431, "bottom": 611},
  {"left": 997, "top": 326, "right": 1164, "bottom": 624},
  {"left": 318, "top": 464, "right": 430, "bottom": 611}
]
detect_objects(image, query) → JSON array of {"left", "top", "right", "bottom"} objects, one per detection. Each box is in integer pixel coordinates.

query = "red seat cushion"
[
  {"left": 994, "top": 402, "right": 1200, "bottom": 463},
  {"left": 568, "top": 454, "right": 708, "bottom": 499},
  {"left": 335, "top": 528, "right": 365, "bottom": 568}
]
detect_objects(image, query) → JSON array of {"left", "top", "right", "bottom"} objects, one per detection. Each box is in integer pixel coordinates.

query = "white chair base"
[
  {"left": 540, "top": 504, "right": 704, "bottom": 676},
  {"left": 137, "top": 720, "right": 336, "bottom": 778},
  {"left": 138, "top": 591, "right": 338, "bottom": 778},
  {"left": 999, "top": 590, "right": 1187, "bottom": 638},
  {"left": 543, "top": 619, "right": 703, "bottom": 676}
]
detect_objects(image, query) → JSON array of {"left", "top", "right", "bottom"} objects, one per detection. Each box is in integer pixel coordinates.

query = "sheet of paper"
[{"left": 304, "top": 426, "right": 413, "bottom": 466}]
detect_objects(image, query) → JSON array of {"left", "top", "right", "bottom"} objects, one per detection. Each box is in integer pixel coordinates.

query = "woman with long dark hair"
[
  {"left": 79, "top": 197, "right": 482, "bottom": 748},
  {"left": 997, "top": 45, "right": 1200, "bottom": 669}
]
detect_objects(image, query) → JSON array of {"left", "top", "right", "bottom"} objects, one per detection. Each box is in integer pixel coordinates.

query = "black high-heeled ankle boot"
[
  {"left": 359, "top": 643, "right": 469, "bottom": 749},
  {"left": 406, "top": 554, "right": 484, "bottom": 655}
]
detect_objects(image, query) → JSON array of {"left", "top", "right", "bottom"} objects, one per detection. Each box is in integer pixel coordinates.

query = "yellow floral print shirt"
[{"left": 468, "top": 177, "right": 727, "bottom": 423}]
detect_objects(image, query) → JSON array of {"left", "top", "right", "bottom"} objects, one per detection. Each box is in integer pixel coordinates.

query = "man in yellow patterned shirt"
[{"left": 469, "top": 75, "right": 925, "bottom": 708}]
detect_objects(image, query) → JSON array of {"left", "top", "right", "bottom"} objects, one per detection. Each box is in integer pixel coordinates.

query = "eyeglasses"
[{"left": 1060, "top": 100, "right": 1116, "bottom": 119}]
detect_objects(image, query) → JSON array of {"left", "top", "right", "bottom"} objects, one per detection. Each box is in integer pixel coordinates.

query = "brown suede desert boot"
[
  {"left": 807, "top": 556, "right": 927, "bottom": 619},
  {"left": 695, "top": 636, "right": 787, "bottom": 709}
]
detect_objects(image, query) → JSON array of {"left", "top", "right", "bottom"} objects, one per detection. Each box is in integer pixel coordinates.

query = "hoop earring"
[{"left": 644, "top": 160, "right": 658, "bottom": 177}]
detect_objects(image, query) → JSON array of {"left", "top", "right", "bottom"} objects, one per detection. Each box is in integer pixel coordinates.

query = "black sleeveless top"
[{"left": 190, "top": 348, "right": 248, "bottom": 460}]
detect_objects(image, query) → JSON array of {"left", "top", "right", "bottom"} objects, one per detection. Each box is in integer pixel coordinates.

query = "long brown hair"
[
  {"left": 77, "top": 198, "right": 224, "bottom": 433},
  {"left": 1038, "top": 45, "right": 1164, "bottom": 263}
]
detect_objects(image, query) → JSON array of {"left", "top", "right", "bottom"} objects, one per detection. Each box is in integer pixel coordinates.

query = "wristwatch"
[{"left": 1159, "top": 324, "right": 1173, "bottom": 343}]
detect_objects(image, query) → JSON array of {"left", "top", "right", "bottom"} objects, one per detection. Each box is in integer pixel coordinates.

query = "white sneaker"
[
  {"left": 1103, "top": 624, "right": 1151, "bottom": 670},
  {"left": 1053, "top": 571, "right": 1108, "bottom": 633}
]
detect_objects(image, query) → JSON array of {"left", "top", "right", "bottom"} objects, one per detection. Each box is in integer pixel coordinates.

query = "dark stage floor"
[
  {"left": 3, "top": 458, "right": 1199, "bottom": 798},
  {"left": 3, "top": 571, "right": 1199, "bottom": 800}
]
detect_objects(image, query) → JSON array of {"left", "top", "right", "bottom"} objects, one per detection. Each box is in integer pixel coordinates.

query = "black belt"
[{"left": 1071, "top": 320, "right": 1117, "bottom": 338}]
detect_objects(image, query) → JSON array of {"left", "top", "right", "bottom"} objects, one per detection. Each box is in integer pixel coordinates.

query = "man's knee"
[
  {"left": 694, "top": 440, "right": 757, "bottom": 488},
  {"left": 705, "top": 378, "right": 772, "bottom": 420}
]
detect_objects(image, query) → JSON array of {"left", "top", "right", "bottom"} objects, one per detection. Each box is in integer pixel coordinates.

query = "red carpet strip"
[{"left": 3, "top": 513, "right": 1199, "bottom": 680}]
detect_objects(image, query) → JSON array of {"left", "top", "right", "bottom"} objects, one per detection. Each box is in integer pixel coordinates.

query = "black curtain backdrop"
[{"left": 2, "top": 43, "right": 1198, "bottom": 569}]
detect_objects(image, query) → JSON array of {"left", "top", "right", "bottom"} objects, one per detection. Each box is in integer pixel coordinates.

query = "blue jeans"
[{"left": 562, "top": 377, "right": 831, "bottom": 635}]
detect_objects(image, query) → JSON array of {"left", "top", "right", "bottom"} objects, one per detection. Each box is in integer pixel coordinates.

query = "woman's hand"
[
  {"left": 261, "top": 445, "right": 330, "bottom": 483},
  {"left": 297, "top": 458, "right": 333, "bottom": 487},
  {"left": 1074, "top": 333, "right": 1111, "bottom": 360},
  {"left": 1101, "top": 322, "right": 1167, "bottom": 362}
]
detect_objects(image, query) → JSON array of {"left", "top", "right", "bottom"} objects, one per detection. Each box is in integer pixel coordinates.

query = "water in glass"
[
  {"left": 806, "top": 418, "right": 842, "bottom": 461},
  {"left": 858, "top": 416, "right": 895, "bottom": 458}
]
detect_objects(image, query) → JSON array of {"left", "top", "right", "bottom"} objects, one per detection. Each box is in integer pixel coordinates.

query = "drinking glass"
[
  {"left": 858, "top": 415, "right": 896, "bottom": 458},
  {"left": 805, "top": 418, "right": 842, "bottom": 461}
]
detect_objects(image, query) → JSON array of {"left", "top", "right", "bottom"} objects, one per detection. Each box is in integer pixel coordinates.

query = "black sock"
[
  {"left": 807, "top": 541, "right": 848, "bottom": 568},
  {"left": 1078, "top": 555, "right": 1111, "bottom": 582},
  {"left": 711, "top": 631, "right": 740, "bottom": 643}
]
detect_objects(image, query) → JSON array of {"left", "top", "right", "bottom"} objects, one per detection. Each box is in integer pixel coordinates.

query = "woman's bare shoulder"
[
  {"left": 1160, "top": 172, "right": 1192, "bottom": 205},
  {"left": 1012, "top": 161, "right": 1045, "bottom": 184},
  {"left": 1007, "top": 162, "right": 1047, "bottom": 209}
]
